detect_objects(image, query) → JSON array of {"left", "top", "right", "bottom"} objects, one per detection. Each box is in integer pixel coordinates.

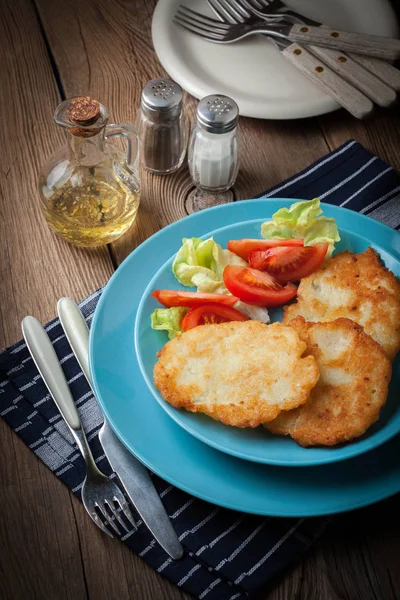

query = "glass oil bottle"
[{"left": 38, "top": 96, "right": 140, "bottom": 247}]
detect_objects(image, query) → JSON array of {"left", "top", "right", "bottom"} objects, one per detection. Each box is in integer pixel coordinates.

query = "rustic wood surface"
[{"left": 0, "top": 0, "right": 399, "bottom": 599}]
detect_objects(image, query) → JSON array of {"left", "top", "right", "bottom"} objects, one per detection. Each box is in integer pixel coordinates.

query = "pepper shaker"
[
  {"left": 188, "top": 94, "right": 240, "bottom": 193},
  {"left": 137, "top": 78, "right": 189, "bottom": 175}
]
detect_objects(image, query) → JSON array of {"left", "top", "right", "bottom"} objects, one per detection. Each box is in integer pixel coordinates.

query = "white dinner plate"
[{"left": 152, "top": 0, "right": 399, "bottom": 119}]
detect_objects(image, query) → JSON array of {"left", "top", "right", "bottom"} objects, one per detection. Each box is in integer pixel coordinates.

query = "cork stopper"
[
  {"left": 67, "top": 96, "right": 100, "bottom": 124},
  {"left": 54, "top": 96, "right": 109, "bottom": 138}
]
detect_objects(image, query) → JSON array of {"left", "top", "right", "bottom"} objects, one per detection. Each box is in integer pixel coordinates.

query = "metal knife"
[{"left": 57, "top": 297, "right": 184, "bottom": 560}]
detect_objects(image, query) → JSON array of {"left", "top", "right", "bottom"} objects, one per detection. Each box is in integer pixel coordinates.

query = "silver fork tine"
[
  {"left": 241, "top": 0, "right": 269, "bottom": 12},
  {"left": 234, "top": 0, "right": 260, "bottom": 18},
  {"left": 243, "top": 0, "right": 309, "bottom": 24},
  {"left": 105, "top": 500, "right": 130, "bottom": 533},
  {"left": 178, "top": 6, "right": 230, "bottom": 28},
  {"left": 207, "top": 0, "right": 232, "bottom": 22},
  {"left": 173, "top": 17, "right": 224, "bottom": 41},
  {"left": 246, "top": 0, "right": 276, "bottom": 12},
  {"left": 96, "top": 502, "right": 121, "bottom": 535},
  {"left": 177, "top": 7, "right": 229, "bottom": 30},
  {"left": 219, "top": 0, "right": 250, "bottom": 21},
  {"left": 208, "top": 0, "right": 245, "bottom": 22},
  {"left": 88, "top": 508, "right": 114, "bottom": 538},
  {"left": 114, "top": 495, "right": 137, "bottom": 529},
  {"left": 174, "top": 14, "right": 223, "bottom": 35},
  {"left": 254, "top": 0, "right": 280, "bottom": 8},
  {"left": 173, "top": 15, "right": 225, "bottom": 41},
  {"left": 230, "top": 0, "right": 280, "bottom": 21}
]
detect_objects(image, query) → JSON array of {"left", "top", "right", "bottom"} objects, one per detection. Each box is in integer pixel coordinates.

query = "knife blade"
[
  {"left": 98, "top": 420, "right": 184, "bottom": 556},
  {"left": 57, "top": 297, "right": 184, "bottom": 560}
]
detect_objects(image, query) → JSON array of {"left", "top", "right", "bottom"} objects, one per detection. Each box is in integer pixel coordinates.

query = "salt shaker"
[
  {"left": 188, "top": 94, "right": 240, "bottom": 193},
  {"left": 137, "top": 78, "right": 188, "bottom": 175}
]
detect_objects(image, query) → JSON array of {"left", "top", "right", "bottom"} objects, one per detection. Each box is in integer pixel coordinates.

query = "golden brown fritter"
[
  {"left": 265, "top": 317, "right": 392, "bottom": 447},
  {"left": 154, "top": 320, "right": 319, "bottom": 428},
  {"left": 283, "top": 247, "right": 400, "bottom": 360}
]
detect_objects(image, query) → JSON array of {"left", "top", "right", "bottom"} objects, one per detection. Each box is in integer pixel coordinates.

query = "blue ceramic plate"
[
  {"left": 90, "top": 200, "right": 400, "bottom": 516},
  {"left": 134, "top": 207, "right": 400, "bottom": 466}
]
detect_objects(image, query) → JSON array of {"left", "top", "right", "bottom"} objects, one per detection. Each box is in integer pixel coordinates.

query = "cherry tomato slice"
[
  {"left": 181, "top": 303, "right": 249, "bottom": 331},
  {"left": 223, "top": 265, "right": 297, "bottom": 307},
  {"left": 228, "top": 238, "right": 304, "bottom": 261},
  {"left": 248, "top": 243, "right": 328, "bottom": 283},
  {"left": 152, "top": 290, "right": 239, "bottom": 308}
]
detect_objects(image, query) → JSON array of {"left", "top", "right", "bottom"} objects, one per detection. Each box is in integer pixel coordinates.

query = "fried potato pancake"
[
  {"left": 265, "top": 317, "right": 392, "bottom": 446},
  {"left": 154, "top": 320, "right": 319, "bottom": 428},
  {"left": 283, "top": 247, "right": 400, "bottom": 360}
]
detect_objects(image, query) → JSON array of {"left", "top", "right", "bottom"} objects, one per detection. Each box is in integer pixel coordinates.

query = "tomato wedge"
[
  {"left": 228, "top": 238, "right": 304, "bottom": 261},
  {"left": 152, "top": 290, "right": 239, "bottom": 308},
  {"left": 181, "top": 303, "right": 249, "bottom": 331},
  {"left": 248, "top": 243, "right": 328, "bottom": 283},
  {"left": 223, "top": 265, "right": 297, "bottom": 307}
]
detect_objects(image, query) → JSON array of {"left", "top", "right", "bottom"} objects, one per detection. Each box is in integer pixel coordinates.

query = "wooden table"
[{"left": 1, "top": 1, "right": 400, "bottom": 598}]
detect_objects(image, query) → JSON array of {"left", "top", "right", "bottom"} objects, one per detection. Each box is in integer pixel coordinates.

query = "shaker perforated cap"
[
  {"left": 196, "top": 94, "right": 239, "bottom": 134},
  {"left": 141, "top": 78, "right": 183, "bottom": 114}
]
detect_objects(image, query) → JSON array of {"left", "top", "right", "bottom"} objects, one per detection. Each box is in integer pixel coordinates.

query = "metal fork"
[
  {"left": 21, "top": 316, "right": 137, "bottom": 538},
  {"left": 241, "top": 0, "right": 400, "bottom": 92},
  {"left": 205, "top": 0, "right": 397, "bottom": 107},
  {"left": 206, "top": 0, "right": 288, "bottom": 24},
  {"left": 175, "top": 5, "right": 375, "bottom": 119},
  {"left": 238, "top": 0, "right": 318, "bottom": 25},
  {"left": 174, "top": 5, "right": 400, "bottom": 59},
  {"left": 174, "top": 6, "right": 289, "bottom": 44}
]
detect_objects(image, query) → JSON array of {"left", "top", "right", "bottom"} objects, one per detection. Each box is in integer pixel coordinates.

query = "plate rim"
[
  {"left": 151, "top": 0, "right": 399, "bottom": 120},
  {"left": 133, "top": 217, "right": 400, "bottom": 466},
  {"left": 89, "top": 199, "right": 400, "bottom": 516}
]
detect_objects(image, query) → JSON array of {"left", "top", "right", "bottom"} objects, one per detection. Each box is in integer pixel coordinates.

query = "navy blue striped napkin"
[{"left": 1, "top": 140, "right": 399, "bottom": 600}]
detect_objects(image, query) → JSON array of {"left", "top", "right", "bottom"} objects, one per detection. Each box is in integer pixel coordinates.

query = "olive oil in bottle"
[{"left": 39, "top": 96, "right": 140, "bottom": 247}]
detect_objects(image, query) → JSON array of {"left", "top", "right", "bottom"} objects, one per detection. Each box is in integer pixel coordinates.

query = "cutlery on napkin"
[
  {"left": 57, "top": 297, "right": 184, "bottom": 560},
  {"left": 21, "top": 316, "right": 137, "bottom": 538}
]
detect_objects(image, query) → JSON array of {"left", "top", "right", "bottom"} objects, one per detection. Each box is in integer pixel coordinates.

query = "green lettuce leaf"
[
  {"left": 211, "top": 242, "right": 246, "bottom": 278},
  {"left": 172, "top": 237, "right": 246, "bottom": 291},
  {"left": 272, "top": 198, "right": 322, "bottom": 228},
  {"left": 261, "top": 198, "right": 340, "bottom": 257},
  {"left": 258, "top": 222, "right": 293, "bottom": 241},
  {"left": 191, "top": 272, "right": 227, "bottom": 294},
  {"left": 172, "top": 238, "right": 216, "bottom": 287},
  {"left": 303, "top": 217, "right": 340, "bottom": 251},
  {"left": 151, "top": 307, "right": 188, "bottom": 339}
]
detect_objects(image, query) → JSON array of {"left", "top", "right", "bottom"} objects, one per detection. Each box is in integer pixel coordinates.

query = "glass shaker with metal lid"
[
  {"left": 188, "top": 94, "right": 240, "bottom": 193},
  {"left": 137, "top": 78, "right": 189, "bottom": 174}
]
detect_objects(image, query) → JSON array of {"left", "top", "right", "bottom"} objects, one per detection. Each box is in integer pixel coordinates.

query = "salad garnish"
[
  {"left": 260, "top": 198, "right": 340, "bottom": 257},
  {"left": 151, "top": 307, "right": 188, "bottom": 339},
  {"left": 150, "top": 199, "right": 339, "bottom": 338}
]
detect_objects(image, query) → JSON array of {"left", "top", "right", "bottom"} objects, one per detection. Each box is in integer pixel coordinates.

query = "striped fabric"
[{"left": 1, "top": 140, "right": 399, "bottom": 600}]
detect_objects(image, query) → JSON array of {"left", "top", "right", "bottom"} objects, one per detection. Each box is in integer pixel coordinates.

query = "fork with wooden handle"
[
  {"left": 208, "top": 0, "right": 397, "bottom": 108},
  {"left": 238, "top": 0, "right": 400, "bottom": 59},
  {"left": 240, "top": 0, "right": 400, "bottom": 93},
  {"left": 179, "top": 5, "right": 374, "bottom": 119}
]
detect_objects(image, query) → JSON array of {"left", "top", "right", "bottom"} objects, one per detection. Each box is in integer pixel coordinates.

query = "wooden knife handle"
[
  {"left": 289, "top": 24, "right": 400, "bottom": 61},
  {"left": 308, "top": 45, "right": 397, "bottom": 107},
  {"left": 347, "top": 54, "right": 400, "bottom": 92},
  {"left": 282, "top": 43, "right": 374, "bottom": 119}
]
